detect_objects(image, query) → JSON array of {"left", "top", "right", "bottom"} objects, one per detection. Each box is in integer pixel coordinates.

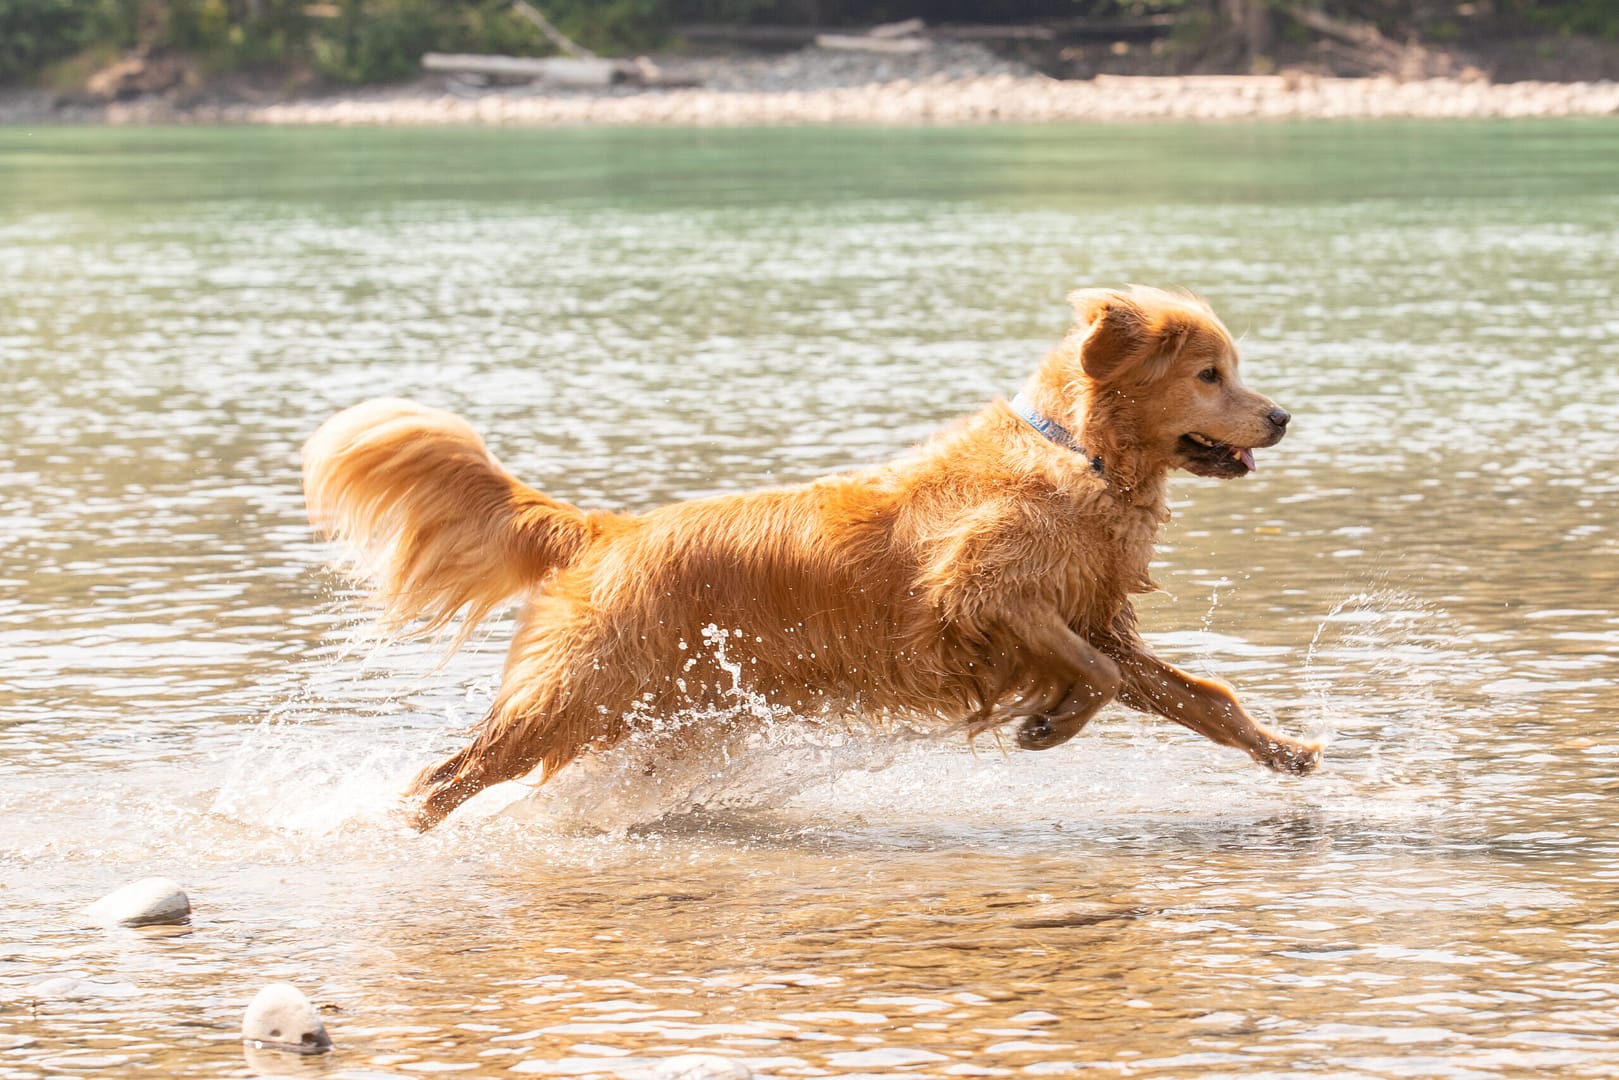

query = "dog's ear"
[
  {"left": 1068, "top": 288, "right": 1194, "bottom": 384},
  {"left": 1068, "top": 289, "right": 1149, "bottom": 381}
]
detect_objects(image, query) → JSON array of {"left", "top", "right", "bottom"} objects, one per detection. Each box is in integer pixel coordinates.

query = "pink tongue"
[{"left": 1233, "top": 447, "right": 1256, "bottom": 472}]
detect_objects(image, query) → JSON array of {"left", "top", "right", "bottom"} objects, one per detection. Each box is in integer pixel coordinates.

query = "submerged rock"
[
  {"left": 635, "top": 1055, "right": 754, "bottom": 1080},
  {"left": 84, "top": 877, "right": 191, "bottom": 927},
  {"left": 24, "top": 974, "right": 141, "bottom": 1002},
  {"left": 241, "top": 983, "right": 333, "bottom": 1055}
]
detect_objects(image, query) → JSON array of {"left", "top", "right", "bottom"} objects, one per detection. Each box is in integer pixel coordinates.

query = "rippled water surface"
[{"left": 3, "top": 122, "right": 1618, "bottom": 1078}]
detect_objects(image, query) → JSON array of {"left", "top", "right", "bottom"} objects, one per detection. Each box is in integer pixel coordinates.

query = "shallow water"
[{"left": 2, "top": 121, "right": 1618, "bottom": 1078}]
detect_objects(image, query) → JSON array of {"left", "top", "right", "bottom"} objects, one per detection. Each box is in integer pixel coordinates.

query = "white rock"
[
  {"left": 28, "top": 976, "right": 88, "bottom": 1000},
  {"left": 84, "top": 877, "right": 190, "bottom": 927},
  {"left": 633, "top": 1055, "right": 753, "bottom": 1080},
  {"left": 241, "top": 983, "right": 332, "bottom": 1055},
  {"left": 25, "top": 974, "right": 140, "bottom": 1001}
]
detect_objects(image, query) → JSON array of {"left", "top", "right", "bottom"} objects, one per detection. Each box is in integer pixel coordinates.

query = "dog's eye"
[{"left": 1197, "top": 367, "right": 1221, "bottom": 384}]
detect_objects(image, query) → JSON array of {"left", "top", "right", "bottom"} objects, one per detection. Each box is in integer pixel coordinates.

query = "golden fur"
[{"left": 303, "top": 286, "right": 1321, "bottom": 831}]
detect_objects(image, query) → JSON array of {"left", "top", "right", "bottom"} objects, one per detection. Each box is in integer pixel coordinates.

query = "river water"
[{"left": 1, "top": 121, "right": 1617, "bottom": 1078}]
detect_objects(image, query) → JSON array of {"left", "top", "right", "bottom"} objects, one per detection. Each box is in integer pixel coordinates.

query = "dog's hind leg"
[
  {"left": 404, "top": 670, "right": 639, "bottom": 831},
  {"left": 402, "top": 709, "right": 574, "bottom": 832},
  {"left": 402, "top": 607, "right": 656, "bottom": 830},
  {"left": 404, "top": 739, "right": 519, "bottom": 833}
]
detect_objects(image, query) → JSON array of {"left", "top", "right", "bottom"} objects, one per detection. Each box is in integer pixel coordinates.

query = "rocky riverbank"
[{"left": 3, "top": 41, "right": 1616, "bottom": 126}]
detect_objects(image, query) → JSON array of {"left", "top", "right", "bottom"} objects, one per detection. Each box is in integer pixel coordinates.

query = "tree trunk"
[{"left": 1221, "top": 0, "right": 1273, "bottom": 67}]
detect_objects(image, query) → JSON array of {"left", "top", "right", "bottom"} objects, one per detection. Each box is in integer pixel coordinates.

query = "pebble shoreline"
[
  {"left": 86, "top": 72, "right": 1619, "bottom": 126},
  {"left": 5, "top": 39, "right": 1616, "bottom": 127}
]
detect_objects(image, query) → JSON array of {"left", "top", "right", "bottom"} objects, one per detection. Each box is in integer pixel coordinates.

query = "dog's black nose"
[{"left": 1267, "top": 407, "right": 1291, "bottom": 431}]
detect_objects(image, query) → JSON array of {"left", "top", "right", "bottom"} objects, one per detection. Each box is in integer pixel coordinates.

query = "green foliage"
[
  {"left": 300, "top": 0, "right": 671, "bottom": 83},
  {"left": 0, "top": 0, "right": 96, "bottom": 81},
  {"left": 1515, "top": 0, "right": 1619, "bottom": 39},
  {"left": 0, "top": 0, "right": 641, "bottom": 86},
  {"left": 314, "top": 0, "right": 444, "bottom": 83},
  {"left": 549, "top": 0, "right": 667, "bottom": 53}
]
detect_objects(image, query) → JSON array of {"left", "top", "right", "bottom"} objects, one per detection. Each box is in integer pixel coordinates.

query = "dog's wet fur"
[{"left": 303, "top": 286, "right": 1320, "bottom": 831}]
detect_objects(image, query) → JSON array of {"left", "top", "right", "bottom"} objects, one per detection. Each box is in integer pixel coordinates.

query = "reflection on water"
[{"left": 2, "top": 122, "right": 1618, "bottom": 1077}]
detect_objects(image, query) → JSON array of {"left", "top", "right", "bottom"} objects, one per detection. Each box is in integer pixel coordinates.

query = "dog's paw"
[
  {"left": 1259, "top": 738, "right": 1322, "bottom": 776},
  {"left": 1016, "top": 715, "right": 1077, "bottom": 751},
  {"left": 397, "top": 802, "right": 435, "bottom": 834}
]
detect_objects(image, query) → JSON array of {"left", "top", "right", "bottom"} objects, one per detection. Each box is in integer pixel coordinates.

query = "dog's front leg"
[
  {"left": 1015, "top": 679, "right": 1115, "bottom": 750},
  {"left": 1113, "top": 649, "right": 1321, "bottom": 774},
  {"left": 1003, "top": 611, "right": 1124, "bottom": 751}
]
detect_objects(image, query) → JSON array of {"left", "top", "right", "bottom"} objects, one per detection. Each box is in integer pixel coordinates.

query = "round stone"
[
  {"left": 241, "top": 983, "right": 332, "bottom": 1055},
  {"left": 84, "top": 877, "right": 191, "bottom": 927}
]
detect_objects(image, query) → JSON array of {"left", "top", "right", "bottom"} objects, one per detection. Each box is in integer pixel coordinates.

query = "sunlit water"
[{"left": 2, "top": 122, "right": 1617, "bottom": 1078}]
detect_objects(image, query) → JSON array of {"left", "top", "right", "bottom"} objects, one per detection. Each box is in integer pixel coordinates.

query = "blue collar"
[{"left": 1010, "top": 392, "right": 1105, "bottom": 477}]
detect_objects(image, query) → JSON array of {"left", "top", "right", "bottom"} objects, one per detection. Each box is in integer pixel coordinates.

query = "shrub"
[
  {"left": 0, "top": 0, "right": 93, "bottom": 82},
  {"left": 1521, "top": 0, "right": 1619, "bottom": 38}
]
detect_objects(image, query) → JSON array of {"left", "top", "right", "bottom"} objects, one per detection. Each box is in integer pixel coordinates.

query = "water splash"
[
  {"left": 208, "top": 626, "right": 503, "bottom": 838},
  {"left": 207, "top": 586, "right": 1508, "bottom": 842},
  {"left": 1300, "top": 587, "right": 1495, "bottom": 791},
  {"left": 506, "top": 622, "right": 934, "bottom": 834}
]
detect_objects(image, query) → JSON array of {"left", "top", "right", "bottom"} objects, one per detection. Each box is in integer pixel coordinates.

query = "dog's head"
[{"left": 1064, "top": 287, "right": 1289, "bottom": 479}]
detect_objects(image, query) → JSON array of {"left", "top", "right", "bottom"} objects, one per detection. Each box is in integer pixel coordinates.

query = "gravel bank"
[
  {"left": 224, "top": 73, "right": 1619, "bottom": 125},
  {"left": 5, "top": 42, "right": 1616, "bottom": 126}
]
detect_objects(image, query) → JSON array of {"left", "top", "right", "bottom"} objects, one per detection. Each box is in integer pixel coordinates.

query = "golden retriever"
[{"left": 303, "top": 285, "right": 1321, "bottom": 831}]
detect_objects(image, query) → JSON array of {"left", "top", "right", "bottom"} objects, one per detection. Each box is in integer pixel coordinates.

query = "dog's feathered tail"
[{"left": 302, "top": 398, "right": 598, "bottom": 647}]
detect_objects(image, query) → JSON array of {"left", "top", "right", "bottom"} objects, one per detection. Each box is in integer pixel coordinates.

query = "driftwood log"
[
  {"left": 420, "top": 53, "right": 621, "bottom": 87},
  {"left": 814, "top": 16, "right": 931, "bottom": 54},
  {"left": 673, "top": 16, "right": 1175, "bottom": 48},
  {"left": 869, "top": 18, "right": 926, "bottom": 40},
  {"left": 935, "top": 15, "right": 1175, "bottom": 42},
  {"left": 813, "top": 33, "right": 930, "bottom": 54},
  {"left": 421, "top": 52, "right": 700, "bottom": 90}
]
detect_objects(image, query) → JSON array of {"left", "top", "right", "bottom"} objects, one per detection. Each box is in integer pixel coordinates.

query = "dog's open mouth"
[{"left": 1179, "top": 432, "right": 1256, "bottom": 478}]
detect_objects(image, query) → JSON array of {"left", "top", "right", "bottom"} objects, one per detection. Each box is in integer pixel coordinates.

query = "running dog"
[{"left": 303, "top": 286, "right": 1321, "bottom": 830}]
